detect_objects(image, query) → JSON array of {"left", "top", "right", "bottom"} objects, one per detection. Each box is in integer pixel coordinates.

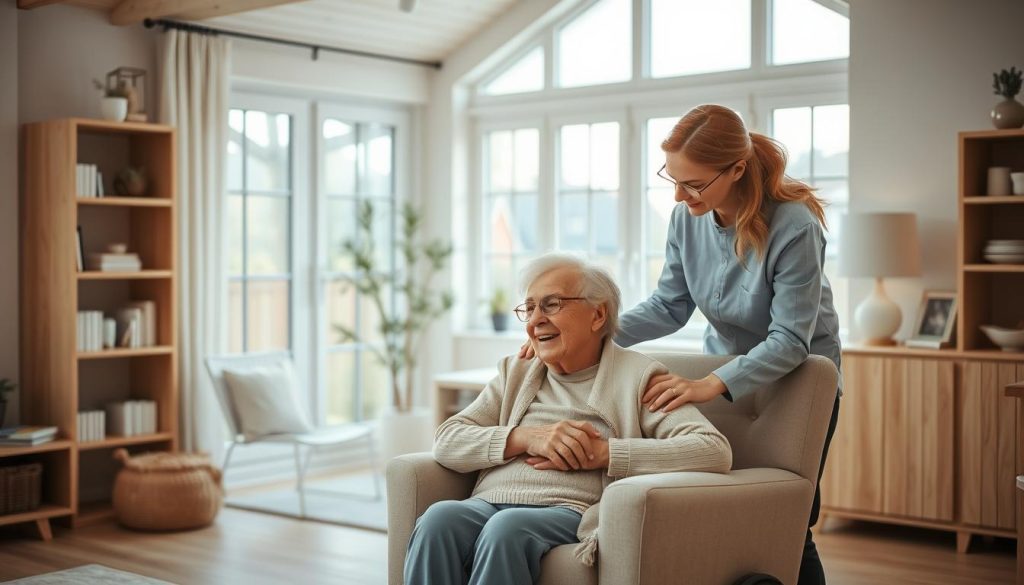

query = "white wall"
[
  {"left": 848, "top": 0, "right": 1024, "bottom": 342},
  {"left": 0, "top": 3, "right": 18, "bottom": 427}
]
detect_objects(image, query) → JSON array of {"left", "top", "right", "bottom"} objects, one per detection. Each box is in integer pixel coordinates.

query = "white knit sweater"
[{"left": 434, "top": 340, "right": 733, "bottom": 565}]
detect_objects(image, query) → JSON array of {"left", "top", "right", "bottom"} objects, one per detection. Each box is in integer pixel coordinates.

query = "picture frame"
[{"left": 905, "top": 290, "right": 957, "bottom": 349}]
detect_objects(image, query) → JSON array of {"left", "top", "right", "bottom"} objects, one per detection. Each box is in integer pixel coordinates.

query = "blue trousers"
[{"left": 404, "top": 498, "right": 582, "bottom": 585}]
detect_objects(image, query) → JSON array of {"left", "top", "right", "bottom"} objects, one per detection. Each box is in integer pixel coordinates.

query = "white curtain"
[{"left": 159, "top": 30, "right": 231, "bottom": 460}]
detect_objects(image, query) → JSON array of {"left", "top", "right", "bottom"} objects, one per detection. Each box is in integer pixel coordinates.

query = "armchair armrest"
[
  {"left": 598, "top": 468, "right": 814, "bottom": 585},
  {"left": 386, "top": 452, "right": 479, "bottom": 585}
]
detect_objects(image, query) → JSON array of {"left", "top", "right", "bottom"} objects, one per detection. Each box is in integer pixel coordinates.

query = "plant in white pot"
[
  {"left": 92, "top": 78, "right": 129, "bottom": 122},
  {"left": 334, "top": 200, "right": 453, "bottom": 460}
]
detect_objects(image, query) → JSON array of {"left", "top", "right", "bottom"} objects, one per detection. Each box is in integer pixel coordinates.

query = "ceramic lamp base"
[{"left": 855, "top": 278, "right": 903, "bottom": 345}]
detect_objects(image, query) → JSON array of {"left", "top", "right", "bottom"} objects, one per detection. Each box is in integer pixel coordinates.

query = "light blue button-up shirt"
[{"left": 615, "top": 200, "right": 842, "bottom": 402}]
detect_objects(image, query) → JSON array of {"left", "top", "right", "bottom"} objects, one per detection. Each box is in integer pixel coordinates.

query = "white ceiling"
[{"left": 203, "top": 0, "right": 520, "bottom": 63}]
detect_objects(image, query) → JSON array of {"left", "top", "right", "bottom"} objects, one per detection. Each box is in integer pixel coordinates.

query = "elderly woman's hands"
[
  {"left": 506, "top": 421, "right": 603, "bottom": 471},
  {"left": 643, "top": 373, "right": 728, "bottom": 412}
]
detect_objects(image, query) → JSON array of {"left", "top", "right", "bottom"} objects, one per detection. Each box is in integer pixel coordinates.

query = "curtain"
[{"left": 159, "top": 30, "right": 231, "bottom": 460}]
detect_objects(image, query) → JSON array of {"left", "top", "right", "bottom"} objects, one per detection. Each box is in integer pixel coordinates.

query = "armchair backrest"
[
  {"left": 647, "top": 353, "right": 838, "bottom": 483},
  {"left": 204, "top": 351, "right": 293, "bottom": 441}
]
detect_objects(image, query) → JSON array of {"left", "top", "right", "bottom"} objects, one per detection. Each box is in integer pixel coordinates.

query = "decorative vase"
[
  {"left": 100, "top": 97, "right": 128, "bottom": 122},
  {"left": 378, "top": 407, "right": 433, "bottom": 462},
  {"left": 491, "top": 313, "right": 508, "bottom": 332},
  {"left": 991, "top": 98, "right": 1024, "bottom": 129}
]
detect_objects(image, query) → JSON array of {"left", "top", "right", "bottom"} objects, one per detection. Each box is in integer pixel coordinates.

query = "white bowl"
[
  {"left": 980, "top": 325, "right": 1024, "bottom": 352},
  {"left": 984, "top": 253, "right": 1024, "bottom": 264}
]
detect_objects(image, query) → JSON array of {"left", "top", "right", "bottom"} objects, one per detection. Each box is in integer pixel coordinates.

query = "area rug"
[
  {"left": 225, "top": 471, "right": 387, "bottom": 533},
  {"left": 4, "top": 564, "right": 174, "bottom": 584}
]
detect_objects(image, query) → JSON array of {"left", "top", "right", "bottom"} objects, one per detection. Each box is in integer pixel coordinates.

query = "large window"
[
  {"left": 469, "top": 0, "right": 850, "bottom": 337},
  {"left": 227, "top": 96, "right": 408, "bottom": 428}
]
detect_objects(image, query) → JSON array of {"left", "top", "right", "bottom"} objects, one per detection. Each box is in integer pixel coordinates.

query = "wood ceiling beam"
[
  {"left": 110, "top": 0, "right": 307, "bottom": 26},
  {"left": 17, "top": 0, "right": 68, "bottom": 9}
]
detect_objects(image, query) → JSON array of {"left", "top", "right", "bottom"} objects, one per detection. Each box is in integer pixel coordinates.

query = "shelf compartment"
[
  {"left": 77, "top": 205, "right": 173, "bottom": 271},
  {"left": 960, "top": 203, "right": 1024, "bottom": 264},
  {"left": 74, "top": 501, "right": 115, "bottom": 528},
  {"left": 78, "top": 433, "right": 174, "bottom": 452},
  {"left": 0, "top": 504, "right": 75, "bottom": 528},
  {"left": 77, "top": 346, "right": 173, "bottom": 360},
  {"left": 960, "top": 271, "right": 1024, "bottom": 352},
  {"left": 0, "top": 440, "right": 73, "bottom": 458},
  {"left": 77, "top": 197, "right": 171, "bottom": 208},
  {"left": 78, "top": 270, "right": 172, "bottom": 280}
]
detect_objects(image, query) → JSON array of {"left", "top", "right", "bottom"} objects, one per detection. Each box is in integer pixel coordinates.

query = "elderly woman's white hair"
[{"left": 518, "top": 253, "right": 621, "bottom": 338}]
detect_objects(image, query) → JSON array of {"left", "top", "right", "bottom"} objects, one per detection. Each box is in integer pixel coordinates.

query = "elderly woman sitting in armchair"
[{"left": 404, "top": 254, "right": 733, "bottom": 585}]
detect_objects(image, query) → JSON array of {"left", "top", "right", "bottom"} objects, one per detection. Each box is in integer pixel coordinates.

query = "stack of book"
[
  {"left": 117, "top": 300, "right": 156, "bottom": 348},
  {"left": 0, "top": 426, "right": 58, "bottom": 446},
  {"left": 86, "top": 252, "right": 142, "bottom": 272},
  {"left": 76, "top": 310, "right": 106, "bottom": 352},
  {"left": 105, "top": 400, "right": 158, "bottom": 436},
  {"left": 76, "top": 163, "right": 104, "bottom": 197},
  {"left": 76, "top": 411, "right": 106, "bottom": 442}
]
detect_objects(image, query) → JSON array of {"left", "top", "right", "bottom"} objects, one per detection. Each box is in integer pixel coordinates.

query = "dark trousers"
[{"left": 798, "top": 394, "right": 841, "bottom": 585}]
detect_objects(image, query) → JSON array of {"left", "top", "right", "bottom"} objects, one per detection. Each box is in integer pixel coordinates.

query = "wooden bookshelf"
[{"left": 19, "top": 117, "right": 178, "bottom": 535}]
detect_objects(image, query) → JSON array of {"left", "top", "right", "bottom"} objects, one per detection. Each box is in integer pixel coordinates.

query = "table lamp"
[{"left": 839, "top": 212, "right": 921, "bottom": 346}]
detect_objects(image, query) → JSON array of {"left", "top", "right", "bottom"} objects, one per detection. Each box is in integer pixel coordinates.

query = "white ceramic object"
[
  {"left": 1012, "top": 172, "right": 1024, "bottom": 195},
  {"left": 855, "top": 279, "right": 902, "bottom": 345},
  {"left": 100, "top": 97, "right": 128, "bottom": 122},
  {"left": 107, "top": 243, "right": 128, "bottom": 254},
  {"left": 984, "top": 253, "right": 1024, "bottom": 264},
  {"left": 980, "top": 325, "right": 1024, "bottom": 352}
]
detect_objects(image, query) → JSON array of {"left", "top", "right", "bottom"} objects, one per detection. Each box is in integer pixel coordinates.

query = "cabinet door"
[
  {"left": 882, "top": 358, "right": 955, "bottom": 522},
  {"left": 821, "top": 354, "right": 885, "bottom": 513},
  {"left": 959, "top": 360, "right": 1021, "bottom": 530}
]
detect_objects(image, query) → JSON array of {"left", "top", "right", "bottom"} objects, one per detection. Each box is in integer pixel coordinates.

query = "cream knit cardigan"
[{"left": 434, "top": 340, "right": 733, "bottom": 566}]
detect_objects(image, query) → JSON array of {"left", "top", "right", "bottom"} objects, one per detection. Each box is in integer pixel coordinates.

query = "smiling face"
[
  {"left": 524, "top": 266, "right": 607, "bottom": 375},
  {"left": 664, "top": 151, "right": 746, "bottom": 226}
]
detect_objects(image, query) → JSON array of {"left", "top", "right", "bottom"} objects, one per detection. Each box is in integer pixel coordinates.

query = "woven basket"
[
  {"left": 112, "top": 448, "right": 223, "bottom": 531},
  {"left": 0, "top": 463, "right": 42, "bottom": 515}
]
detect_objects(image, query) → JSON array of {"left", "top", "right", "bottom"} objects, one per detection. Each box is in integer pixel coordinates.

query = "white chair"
[{"left": 205, "top": 351, "right": 382, "bottom": 517}]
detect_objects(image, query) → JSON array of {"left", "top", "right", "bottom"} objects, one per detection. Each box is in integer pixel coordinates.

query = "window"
[
  {"left": 771, "top": 0, "right": 849, "bottom": 65},
  {"left": 557, "top": 122, "right": 620, "bottom": 280},
  {"left": 227, "top": 108, "right": 293, "bottom": 353},
  {"left": 771, "top": 103, "right": 850, "bottom": 329},
  {"left": 483, "top": 128, "right": 540, "bottom": 298},
  {"left": 227, "top": 96, "right": 408, "bottom": 430},
  {"left": 483, "top": 47, "right": 544, "bottom": 96},
  {"left": 556, "top": 0, "right": 631, "bottom": 88},
  {"left": 649, "top": 0, "right": 751, "bottom": 78}
]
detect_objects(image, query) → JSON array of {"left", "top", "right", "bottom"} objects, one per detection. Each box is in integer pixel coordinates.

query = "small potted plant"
[
  {"left": 489, "top": 289, "right": 509, "bottom": 332},
  {"left": 0, "top": 379, "right": 16, "bottom": 426},
  {"left": 991, "top": 66, "right": 1024, "bottom": 129},
  {"left": 93, "top": 78, "right": 129, "bottom": 122}
]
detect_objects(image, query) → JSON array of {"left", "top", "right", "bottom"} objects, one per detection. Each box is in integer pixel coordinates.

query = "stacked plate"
[{"left": 984, "top": 239, "right": 1024, "bottom": 264}]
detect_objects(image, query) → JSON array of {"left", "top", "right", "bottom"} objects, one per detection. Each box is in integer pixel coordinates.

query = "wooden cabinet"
[{"left": 822, "top": 349, "right": 1022, "bottom": 548}]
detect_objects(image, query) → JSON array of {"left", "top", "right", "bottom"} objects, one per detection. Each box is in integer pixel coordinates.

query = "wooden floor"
[{"left": 0, "top": 511, "right": 1015, "bottom": 584}]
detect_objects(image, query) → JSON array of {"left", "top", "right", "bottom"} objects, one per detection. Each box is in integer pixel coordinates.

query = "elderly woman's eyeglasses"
[
  {"left": 656, "top": 161, "right": 739, "bottom": 200},
  {"left": 513, "top": 296, "right": 587, "bottom": 322}
]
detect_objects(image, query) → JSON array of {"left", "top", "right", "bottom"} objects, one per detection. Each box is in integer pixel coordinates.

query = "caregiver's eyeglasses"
[
  {"left": 513, "top": 296, "right": 587, "bottom": 322},
  {"left": 656, "top": 161, "right": 740, "bottom": 199}
]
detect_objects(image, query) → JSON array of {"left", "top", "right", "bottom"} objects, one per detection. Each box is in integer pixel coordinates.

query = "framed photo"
[{"left": 906, "top": 290, "right": 957, "bottom": 349}]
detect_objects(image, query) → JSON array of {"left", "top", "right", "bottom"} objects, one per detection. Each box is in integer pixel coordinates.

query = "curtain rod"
[{"left": 143, "top": 18, "right": 443, "bottom": 70}]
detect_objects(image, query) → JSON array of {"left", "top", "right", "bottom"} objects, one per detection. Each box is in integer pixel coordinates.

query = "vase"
[
  {"left": 100, "top": 97, "right": 128, "bottom": 122},
  {"left": 491, "top": 313, "right": 508, "bottom": 332},
  {"left": 991, "top": 98, "right": 1024, "bottom": 129},
  {"left": 378, "top": 407, "right": 433, "bottom": 462}
]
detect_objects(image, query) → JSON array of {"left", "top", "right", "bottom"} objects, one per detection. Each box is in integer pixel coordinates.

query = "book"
[
  {"left": 0, "top": 435, "right": 55, "bottom": 446},
  {"left": 0, "top": 425, "right": 58, "bottom": 440},
  {"left": 75, "top": 226, "right": 84, "bottom": 272},
  {"left": 126, "top": 300, "right": 157, "bottom": 346}
]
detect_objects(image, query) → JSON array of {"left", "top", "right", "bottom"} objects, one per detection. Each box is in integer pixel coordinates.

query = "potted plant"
[
  {"left": 489, "top": 289, "right": 509, "bottom": 332},
  {"left": 334, "top": 200, "right": 453, "bottom": 458},
  {"left": 0, "top": 379, "right": 16, "bottom": 427},
  {"left": 991, "top": 66, "right": 1024, "bottom": 129},
  {"left": 93, "top": 78, "right": 129, "bottom": 122}
]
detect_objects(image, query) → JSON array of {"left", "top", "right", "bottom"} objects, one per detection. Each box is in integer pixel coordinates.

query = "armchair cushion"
[{"left": 222, "top": 360, "right": 313, "bottom": 440}]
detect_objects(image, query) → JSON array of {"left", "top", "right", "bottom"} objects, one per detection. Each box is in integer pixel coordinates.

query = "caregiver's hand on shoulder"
[
  {"left": 643, "top": 373, "right": 727, "bottom": 412},
  {"left": 506, "top": 421, "right": 602, "bottom": 471},
  {"left": 517, "top": 339, "right": 536, "bottom": 360}
]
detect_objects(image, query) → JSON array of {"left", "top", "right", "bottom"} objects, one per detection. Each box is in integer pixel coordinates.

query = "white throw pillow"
[{"left": 222, "top": 360, "right": 314, "bottom": 440}]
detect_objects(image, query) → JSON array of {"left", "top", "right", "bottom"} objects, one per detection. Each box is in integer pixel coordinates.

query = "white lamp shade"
[{"left": 838, "top": 212, "right": 922, "bottom": 278}]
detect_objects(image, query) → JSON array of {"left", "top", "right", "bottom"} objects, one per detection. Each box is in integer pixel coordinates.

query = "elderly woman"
[{"left": 403, "top": 254, "right": 732, "bottom": 585}]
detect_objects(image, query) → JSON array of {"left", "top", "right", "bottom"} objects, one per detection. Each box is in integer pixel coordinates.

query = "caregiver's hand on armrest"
[{"left": 504, "top": 421, "right": 604, "bottom": 471}]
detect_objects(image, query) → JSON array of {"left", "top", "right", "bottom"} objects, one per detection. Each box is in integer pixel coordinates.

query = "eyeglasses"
[
  {"left": 513, "top": 295, "right": 587, "bottom": 322},
  {"left": 656, "top": 161, "right": 740, "bottom": 200}
]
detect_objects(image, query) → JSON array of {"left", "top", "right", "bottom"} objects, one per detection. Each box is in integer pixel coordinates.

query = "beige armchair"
[{"left": 387, "top": 353, "right": 838, "bottom": 585}]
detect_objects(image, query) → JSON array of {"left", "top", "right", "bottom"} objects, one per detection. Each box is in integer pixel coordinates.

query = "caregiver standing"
[{"left": 520, "top": 103, "right": 842, "bottom": 585}]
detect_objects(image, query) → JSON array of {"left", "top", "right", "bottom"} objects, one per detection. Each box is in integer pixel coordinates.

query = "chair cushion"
[{"left": 222, "top": 360, "right": 313, "bottom": 440}]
